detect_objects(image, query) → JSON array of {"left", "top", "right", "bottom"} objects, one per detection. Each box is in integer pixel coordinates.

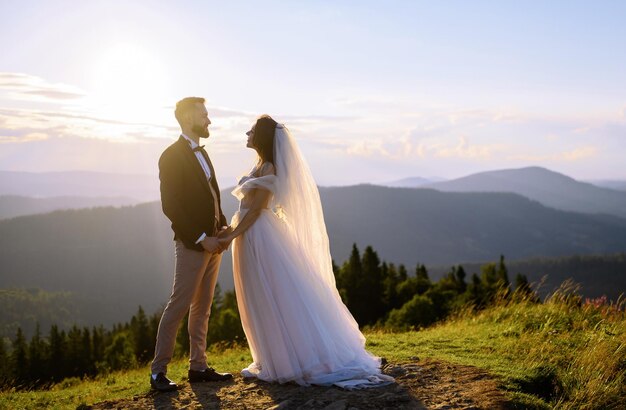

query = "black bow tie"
[{"left": 192, "top": 145, "right": 206, "bottom": 152}]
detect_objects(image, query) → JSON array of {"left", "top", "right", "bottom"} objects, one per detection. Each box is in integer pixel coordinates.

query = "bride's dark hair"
[{"left": 254, "top": 114, "right": 277, "bottom": 165}]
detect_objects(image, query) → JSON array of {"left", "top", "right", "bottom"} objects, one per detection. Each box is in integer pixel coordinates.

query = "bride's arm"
[
  {"left": 221, "top": 188, "right": 271, "bottom": 243},
  {"left": 218, "top": 164, "right": 274, "bottom": 246}
]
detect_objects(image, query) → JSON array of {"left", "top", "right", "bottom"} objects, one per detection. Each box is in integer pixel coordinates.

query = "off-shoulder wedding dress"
[{"left": 229, "top": 125, "right": 393, "bottom": 389}]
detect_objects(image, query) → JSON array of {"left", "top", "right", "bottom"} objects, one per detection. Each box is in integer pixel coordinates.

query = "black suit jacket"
[{"left": 159, "top": 136, "right": 228, "bottom": 251}]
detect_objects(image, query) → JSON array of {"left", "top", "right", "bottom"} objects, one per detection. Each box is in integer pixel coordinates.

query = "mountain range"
[
  {"left": 588, "top": 180, "right": 626, "bottom": 191},
  {"left": 413, "top": 167, "right": 626, "bottom": 219},
  {"left": 320, "top": 184, "right": 626, "bottom": 267},
  {"left": 2, "top": 184, "right": 626, "bottom": 328},
  {"left": 0, "top": 195, "right": 140, "bottom": 219},
  {"left": 0, "top": 170, "right": 159, "bottom": 202},
  {"left": 2, "top": 166, "right": 626, "bottom": 331},
  {"left": 3, "top": 167, "right": 626, "bottom": 221}
]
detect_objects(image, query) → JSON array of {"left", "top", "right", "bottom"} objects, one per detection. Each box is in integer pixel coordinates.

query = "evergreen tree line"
[
  {"left": 334, "top": 244, "right": 535, "bottom": 329},
  {"left": 1, "top": 244, "right": 535, "bottom": 390},
  {"left": 0, "top": 284, "right": 244, "bottom": 390}
]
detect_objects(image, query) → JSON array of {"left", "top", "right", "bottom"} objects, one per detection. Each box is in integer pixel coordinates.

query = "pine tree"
[
  {"left": 66, "top": 325, "right": 83, "bottom": 377},
  {"left": 466, "top": 273, "right": 484, "bottom": 306},
  {"left": 415, "top": 264, "right": 432, "bottom": 294},
  {"left": 344, "top": 244, "right": 362, "bottom": 304},
  {"left": 496, "top": 255, "right": 510, "bottom": 288},
  {"left": 131, "top": 306, "right": 151, "bottom": 363},
  {"left": 336, "top": 244, "right": 362, "bottom": 317},
  {"left": 382, "top": 262, "right": 401, "bottom": 311},
  {"left": 48, "top": 325, "right": 66, "bottom": 381},
  {"left": 480, "top": 263, "right": 498, "bottom": 302},
  {"left": 397, "top": 264, "right": 408, "bottom": 282},
  {"left": 81, "top": 328, "right": 93, "bottom": 376},
  {"left": 360, "top": 246, "right": 385, "bottom": 324},
  {"left": 11, "top": 327, "right": 29, "bottom": 387},
  {"left": 0, "top": 337, "right": 8, "bottom": 387},
  {"left": 455, "top": 266, "right": 467, "bottom": 293},
  {"left": 28, "top": 324, "right": 48, "bottom": 386},
  {"left": 92, "top": 326, "right": 105, "bottom": 369}
]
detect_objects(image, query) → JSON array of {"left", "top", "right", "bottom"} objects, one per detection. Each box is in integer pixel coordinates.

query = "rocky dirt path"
[{"left": 90, "top": 359, "right": 510, "bottom": 409}]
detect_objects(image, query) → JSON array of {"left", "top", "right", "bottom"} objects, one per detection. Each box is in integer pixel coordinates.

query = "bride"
[{"left": 217, "top": 115, "right": 393, "bottom": 389}]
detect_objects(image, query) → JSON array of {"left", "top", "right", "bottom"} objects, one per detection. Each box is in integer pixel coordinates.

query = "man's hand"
[
  {"left": 218, "top": 235, "right": 233, "bottom": 251},
  {"left": 217, "top": 225, "right": 233, "bottom": 238},
  {"left": 201, "top": 236, "right": 222, "bottom": 253}
]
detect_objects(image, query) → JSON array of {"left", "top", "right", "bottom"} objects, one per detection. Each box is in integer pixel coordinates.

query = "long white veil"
[
  {"left": 232, "top": 123, "right": 394, "bottom": 389},
  {"left": 272, "top": 125, "right": 336, "bottom": 288}
]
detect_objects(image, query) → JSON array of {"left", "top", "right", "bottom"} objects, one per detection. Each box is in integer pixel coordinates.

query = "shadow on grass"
[{"left": 504, "top": 364, "right": 562, "bottom": 410}]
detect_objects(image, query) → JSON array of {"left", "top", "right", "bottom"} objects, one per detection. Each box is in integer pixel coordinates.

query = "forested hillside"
[{"left": 2, "top": 185, "right": 626, "bottom": 336}]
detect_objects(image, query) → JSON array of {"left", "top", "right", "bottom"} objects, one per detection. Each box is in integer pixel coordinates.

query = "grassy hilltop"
[{"left": 1, "top": 284, "right": 625, "bottom": 409}]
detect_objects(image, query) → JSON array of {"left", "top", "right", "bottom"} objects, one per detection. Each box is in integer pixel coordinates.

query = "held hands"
[
  {"left": 218, "top": 225, "right": 233, "bottom": 238},
  {"left": 217, "top": 225, "right": 234, "bottom": 251},
  {"left": 215, "top": 225, "right": 235, "bottom": 252},
  {"left": 201, "top": 236, "right": 222, "bottom": 253},
  {"left": 201, "top": 226, "right": 234, "bottom": 253},
  {"left": 217, "top": 235, "right": 233, "bottom": 251}
]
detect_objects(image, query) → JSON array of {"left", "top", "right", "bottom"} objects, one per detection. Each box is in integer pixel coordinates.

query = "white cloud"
[
  {"left": 0, "top": 132, "right": 48, "bottom": 143},
  {"left": 0, "top": 72, "right": 85, "bottom": 102},
  {"left": 561, "top": 146, "right": 598, "bottom": 161},
  {"left": 1, "top": 71, "right": 624, "bottom": 182},
  {"left": 507, "top": 145, "right": 598, "bottom": 162},
  {"left": 435, "top": 135, "right": 507, "bottom": 159}
]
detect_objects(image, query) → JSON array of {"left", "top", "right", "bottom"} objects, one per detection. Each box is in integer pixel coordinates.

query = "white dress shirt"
[
  {"left": 181, "top": 133, "right": 213, "bottom": 245},
  {"left": 181, "top": 133, "right": 212, "bottom": 180}
]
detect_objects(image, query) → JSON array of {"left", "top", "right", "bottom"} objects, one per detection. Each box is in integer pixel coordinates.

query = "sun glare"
[{"left": 90, "top": 43, "right": 171, "bottom": 125}]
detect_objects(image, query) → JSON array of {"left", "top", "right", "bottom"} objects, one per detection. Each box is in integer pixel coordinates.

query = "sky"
[{"left": 1, "top": 0, "right": 625, "bottom": 186}]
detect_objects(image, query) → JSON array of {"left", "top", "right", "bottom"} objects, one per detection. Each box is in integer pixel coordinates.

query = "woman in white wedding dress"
[{"left": 217, "top": 115, "right": 393, "bottom": 389}]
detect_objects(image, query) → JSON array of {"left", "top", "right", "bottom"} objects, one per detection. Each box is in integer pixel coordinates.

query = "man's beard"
[{"left": 192, "top": 124, "right": 209, "bottom": 139}]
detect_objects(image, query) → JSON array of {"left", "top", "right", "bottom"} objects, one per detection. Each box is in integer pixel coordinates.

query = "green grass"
[
  {"left": 0, "top": 345, "right": 252, "bottom": 410},
  {"left": 366, "top": 288, "right": 626, "bottom": 409},
  {"left": 2, "top": 288, "right": 625, "bottom": 409}
]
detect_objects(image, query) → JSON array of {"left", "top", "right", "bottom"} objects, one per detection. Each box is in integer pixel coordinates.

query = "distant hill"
[
  {"left": 0, "top": 288, "right": 87, "bottom": 339},
  {"left": 0, "top": 203, "right": 176, "bottom": 331},
  {"left": 0, "top": 195, "right": 141, "bottom": 219},
  {"left": 425, "top": 167, "right": 626, "bottom": 219},
  {"left": 588, "top": 179, "right": 626, "bottom": 192},
  {"left": 2, "top": 184, "right": 626, "bottom": 329},
  {"left": 0, "top": 170, "right": 159, "bottom": 201},
  {"left": 382, "top": 176, "right": 445, "bottom": 188},
  {"left": 320, "top": 185, "right": 626, "bottom": 268}
]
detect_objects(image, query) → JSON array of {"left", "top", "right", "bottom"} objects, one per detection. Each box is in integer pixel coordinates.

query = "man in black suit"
[{"left": 150, "top": 97, "right": 233, "bottom": 391}]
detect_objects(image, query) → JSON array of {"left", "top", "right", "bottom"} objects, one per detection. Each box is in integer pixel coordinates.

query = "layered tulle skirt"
[{"left": 231, "top": 209, "right": 393, "bottom": 389}]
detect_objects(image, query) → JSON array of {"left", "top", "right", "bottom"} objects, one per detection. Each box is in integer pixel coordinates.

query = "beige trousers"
[{"left": 151, "top": 240, "right": 222, "bottom": 374}]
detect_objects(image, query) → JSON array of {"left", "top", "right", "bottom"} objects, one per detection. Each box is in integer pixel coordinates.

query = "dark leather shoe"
[
  {"left": 188, "top": 367, "right": 233, "bottom": 382},
  {"left": 150, "top": 372, "right": 178, "bottom": 392}
]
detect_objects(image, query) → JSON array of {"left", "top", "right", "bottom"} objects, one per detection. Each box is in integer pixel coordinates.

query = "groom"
[{"left": 150, "top": 97, "right": 233, "bottom": 391}]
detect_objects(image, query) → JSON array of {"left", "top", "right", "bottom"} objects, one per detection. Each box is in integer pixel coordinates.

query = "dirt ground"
[{"left": 89, "top": 359, "right": 510, "bottom": 410}]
